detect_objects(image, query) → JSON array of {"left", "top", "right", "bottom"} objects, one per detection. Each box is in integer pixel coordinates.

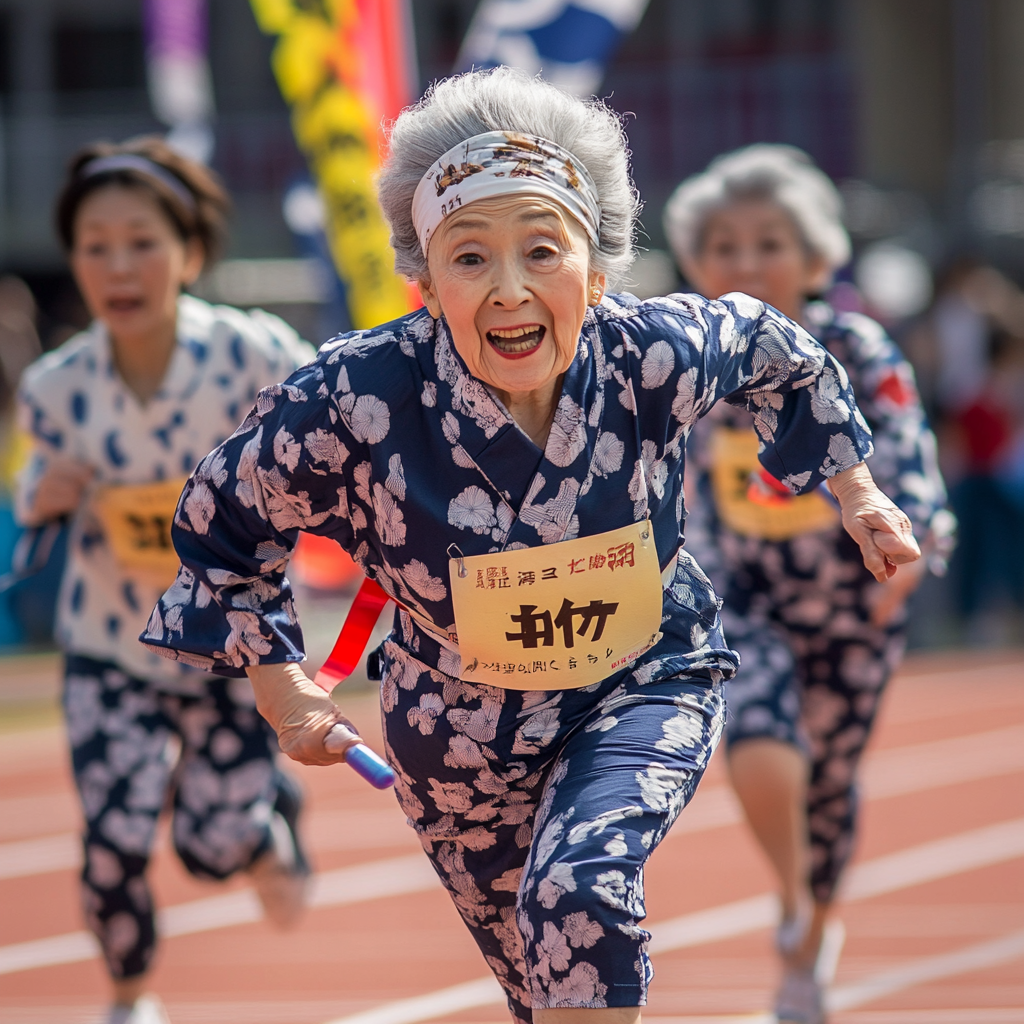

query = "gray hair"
[
  {"left": 378, "top": 67, "right": 639, "bottom": 286},
  {"left": 663, "top": 144, "right": 851, "bottom": 273}
]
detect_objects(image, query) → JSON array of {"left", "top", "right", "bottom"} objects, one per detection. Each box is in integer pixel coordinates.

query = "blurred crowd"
[{"left": 902, "top": 262, "right": 1024, "bottom": 642}]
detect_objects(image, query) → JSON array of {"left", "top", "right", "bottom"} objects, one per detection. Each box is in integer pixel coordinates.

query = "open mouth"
[
  {"left": 485, "top": 325, "right": 545, "bottom": 359},
  {"left": 106, "top": 297, "right": 144, "bottom": 314}
]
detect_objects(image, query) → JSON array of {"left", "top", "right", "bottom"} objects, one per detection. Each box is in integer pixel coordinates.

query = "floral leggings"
[
  {"left": 697, "top": 524, "right": 907, "bottom": 903},
  {"left": 63, "top": 655, "right": 297, "bottom": 979},
  {"left": 379, "top": 636, "right": 726, "bottom": 1023}
]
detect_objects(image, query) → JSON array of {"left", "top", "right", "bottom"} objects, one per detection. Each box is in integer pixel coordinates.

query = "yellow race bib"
[
  {"left": 93, "top": 477, "right": 188, "bottom": 585},
  {"left": 449, "top": 521, "right": 664, "bottom": 690},
  {"left": 709, "top": 428, "right": 840, "bottom": 541}
]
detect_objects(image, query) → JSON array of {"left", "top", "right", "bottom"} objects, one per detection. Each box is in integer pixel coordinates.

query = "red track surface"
[{"left": 1, "top": 650, "right": 1022, "bottom": 1023}]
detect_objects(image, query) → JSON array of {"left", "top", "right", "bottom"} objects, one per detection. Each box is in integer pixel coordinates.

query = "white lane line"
[
  {"left": 841, "top": 817, "right": 1024, "bottom": 901},
  {"left": 831, "top": 1011, "right": 1024, "bottom": 1023},
  {"left": 318, "top": 817, "right": 1024, "bottom": 1024},
  {"left": 3, "top": 808, "right": 1024, "bottom": 981},
  {"left": 320, "top": 978, "right": 506, "bottom": 1024},
  {"left": 0, "top": 833, "right": 80, "bottom": 880},
  {"left": 828, "top": 927, "right": 1024, "bottom": 1012},
  {"left": 0, "top": 853, "right": 434, "bottom": 976},
  {"left": 860, "top": 723, "right": 1024, "bottom": 800},
  {"left": 0, "top": 808, "right": 419, "bottom": 881},
  {"left": 6, "top": 721, "right": 1023, "bottom": 881},
  {"left": 324, "top": 925, "right": 1024, "bottom": 1024}
]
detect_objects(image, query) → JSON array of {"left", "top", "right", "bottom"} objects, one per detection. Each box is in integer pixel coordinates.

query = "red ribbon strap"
[{"left": 313, "top": 577, "right": 392, "bottom": 692}]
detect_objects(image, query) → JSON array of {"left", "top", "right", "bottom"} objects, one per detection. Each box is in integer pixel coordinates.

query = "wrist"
[{"left": 826, "top": 461, "right": 872, "bottom": 507}]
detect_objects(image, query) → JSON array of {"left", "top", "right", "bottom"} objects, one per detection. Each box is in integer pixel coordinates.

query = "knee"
[{"left": 172, "top": 807, "right": 269, "bottom": 880}]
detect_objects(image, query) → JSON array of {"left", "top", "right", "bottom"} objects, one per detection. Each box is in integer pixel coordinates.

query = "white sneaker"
[
  {"left": 107, "top": 995, "right": 171, "bottom": 1024},
  {"left": 248, "top": 810, "right": 309, "bottom": 929},
  {"left": 774, "top": 965, "right": 825, "bottom": 1024}
]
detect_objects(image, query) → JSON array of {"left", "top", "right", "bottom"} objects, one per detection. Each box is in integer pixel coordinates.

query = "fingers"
[
  {"left": 324, "top": 722, "right": 361, "bottom": 757},
  {"left": 873, "top": 528, "right": 921, "bottom": 564}
]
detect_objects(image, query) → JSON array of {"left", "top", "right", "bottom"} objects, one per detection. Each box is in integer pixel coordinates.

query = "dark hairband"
[{"left": 79, "top": 155, "right": 197, "bottom": 212}]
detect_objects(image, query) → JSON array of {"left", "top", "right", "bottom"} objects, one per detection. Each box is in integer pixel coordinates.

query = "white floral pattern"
[{"left": 139, "top": 292, "right": 875, "bottom": 1015}]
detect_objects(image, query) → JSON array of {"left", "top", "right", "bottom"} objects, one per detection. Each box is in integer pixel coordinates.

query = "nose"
[
  {"left": 488, "top": 250, "right": 531, "bottom": 308},
  {"left": 108, "top": 245, "right": 134, "bottom": 275}
]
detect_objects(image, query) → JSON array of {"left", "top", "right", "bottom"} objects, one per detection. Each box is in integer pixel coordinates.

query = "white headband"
[{"left": 411, "top": 131, "right": 601, "bottom": 257}]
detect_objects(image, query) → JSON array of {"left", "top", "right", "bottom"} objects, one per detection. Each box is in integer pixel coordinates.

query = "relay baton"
[{"left": 313, "top": 578, "right": 395, "bottom": 789}]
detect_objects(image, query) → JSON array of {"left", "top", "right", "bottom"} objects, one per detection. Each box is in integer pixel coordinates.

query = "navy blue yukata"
[{"left": 143, "top": 291, "right": 874, "bottom": 1020}]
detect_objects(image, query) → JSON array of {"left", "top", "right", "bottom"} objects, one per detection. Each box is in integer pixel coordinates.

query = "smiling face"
[
  {"left": 418, "top": 194, "right": 605, "bottom": 398},
  {"left": 682, "top": 198, "right": 829, "bottom": 321},
  {"left": 70, "top": 184, "right": 204, "bottom": 350}
]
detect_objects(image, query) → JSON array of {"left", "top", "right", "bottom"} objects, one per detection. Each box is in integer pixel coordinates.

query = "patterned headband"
[
  {"left": 411, "top": 131, "right": 601, "bottom": 257},
  {"left": 80, "top": 154, "right": 197, "bottom": 212}
]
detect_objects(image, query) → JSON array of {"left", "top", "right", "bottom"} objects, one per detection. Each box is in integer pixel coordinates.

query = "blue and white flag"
[{"left": 457, "top": 0, "right": 651, "bottom": 96}]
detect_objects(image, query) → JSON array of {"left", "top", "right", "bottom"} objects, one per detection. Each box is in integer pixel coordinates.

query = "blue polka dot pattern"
[{"left": 15, "top": 295, "right": 315, "bottom": 689}]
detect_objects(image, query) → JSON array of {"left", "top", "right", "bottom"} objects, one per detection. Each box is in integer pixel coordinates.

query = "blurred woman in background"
[
  {"left": 15, "top": 138, "right": 314, "bottom": 1024},
  {"left": 664, "top": 145, "right": 954, "bottom": 1024}
]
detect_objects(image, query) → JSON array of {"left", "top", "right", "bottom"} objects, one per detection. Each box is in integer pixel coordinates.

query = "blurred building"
[{"left": 0, "top": 0, "right": 1021, "bottom": 290}]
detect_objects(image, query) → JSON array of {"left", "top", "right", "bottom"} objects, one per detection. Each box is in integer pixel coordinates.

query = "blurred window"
[
  {"left": 53, "top": 24, "right": 145, "bottom": 92},
  {"left": 703, "top": 0, "right": 837, "bottom": 58},
  {"left": 0, "top": 15, "right": 11, "bottom": 94}
]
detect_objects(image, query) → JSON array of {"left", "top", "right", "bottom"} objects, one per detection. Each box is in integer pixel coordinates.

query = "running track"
[{"left": 0, "top": 650, "right": 1021, "bottom": 1023}]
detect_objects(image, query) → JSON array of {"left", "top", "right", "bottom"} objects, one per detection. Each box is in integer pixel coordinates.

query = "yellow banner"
[
  {"left": 449, "top": 521, "right": 664, "bottom": 690},
  {"left": 249, "top": 0, "right": 411, "bottom": 328}
]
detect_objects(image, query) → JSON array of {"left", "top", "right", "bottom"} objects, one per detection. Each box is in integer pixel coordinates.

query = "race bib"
[
  {"left": 93, "top": 477, "right": 188, "bottom": 584},
  {"left": 449, "top": 521, "right": 663, "bottom": 690},
  {"left": 709, "top": 428, "right": 840, "bottom": 540}
]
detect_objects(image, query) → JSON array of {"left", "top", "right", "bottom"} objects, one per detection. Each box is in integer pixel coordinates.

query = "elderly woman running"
[
  {"left": 143, "top": 71, "right": 920, "bottom": 1024},
  {"left": 665, "top": 145, "right": 953, "bottom": 1023}
]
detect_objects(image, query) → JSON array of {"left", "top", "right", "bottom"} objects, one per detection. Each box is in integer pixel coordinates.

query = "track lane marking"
[
  {"left": 316, "top": 817, "right": 1024, "bottom": 1024},
  {"left": 0, "top": 853, "right": 434, "bottom": 975},
  {"left": 5, "top": 721, "right": 1022, "bottom": 882}
]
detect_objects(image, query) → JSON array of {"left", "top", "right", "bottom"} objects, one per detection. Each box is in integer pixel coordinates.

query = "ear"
[
  {"left": 588, "top": 269, "right": 607, "bottom": 306},
  {"left": 181, "top": 237, "right": 206, "bottom": 287},
  {"left": 418, "top": 276, "right": 442, "bottom": 319}
]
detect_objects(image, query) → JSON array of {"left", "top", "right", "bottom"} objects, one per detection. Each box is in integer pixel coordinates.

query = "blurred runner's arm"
[
  {"left": 16, "top": 451, "right": 94, "bottom": 526},
  {"left": 827, "top": 314, "right": 954, "bottom": 619}
]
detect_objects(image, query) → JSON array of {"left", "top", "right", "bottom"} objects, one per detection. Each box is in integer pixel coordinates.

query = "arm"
[
  {"left": 14, "top": 371, "right": 94, "bottom": 527},
  {"left": 824, "top": 313, "right": 953, "bottom": 618},
  {"left": 141, "top": 356, "right": 368, "bottom": 763},
  {"left": 141, "top": 356, "right": 360, "bottom": 676},
  {"left": 650, "top": 292, "right": 920, "bottom": 579}
]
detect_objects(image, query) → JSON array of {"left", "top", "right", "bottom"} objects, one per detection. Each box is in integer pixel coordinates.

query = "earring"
[{"left": 591, "top": 288, "right": 602, "bottom": 303}]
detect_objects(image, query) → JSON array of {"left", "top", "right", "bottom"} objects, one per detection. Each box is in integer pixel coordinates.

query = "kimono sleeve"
[
  {"left": 829, "top": 312, "right": 955, "bottom": 558},
  {"left": 13, "top": 356, "right": 75, "bottom": 526},
  {"left": 653, "top": 291, "right": 875, "bottom": 496},
  {"left": 140, "top": 359, "right": 361, "bottom": 676}
]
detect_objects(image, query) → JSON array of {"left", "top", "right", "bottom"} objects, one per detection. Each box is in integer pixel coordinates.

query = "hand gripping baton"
[{"left": 314, "top": 578, "right": 395, "bottom": 789}]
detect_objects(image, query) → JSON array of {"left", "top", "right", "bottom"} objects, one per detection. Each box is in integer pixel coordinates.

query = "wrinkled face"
[
  {"left": 419, "top": 194, "right": 605, "bottom": 396},
  {"left": 70, "top": 184, "right": 204, "bottom": 345},
  {"left": 683, "top": 199, "right": 828, "bottom": 321}
]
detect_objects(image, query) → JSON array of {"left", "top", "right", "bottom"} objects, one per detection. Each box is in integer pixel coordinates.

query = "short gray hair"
[
  {"left": 663, "top": 144, "right": 851, "bottom": 273},
  {"left": 378, "top": 67, "right": 639, "bottom": 286}
]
